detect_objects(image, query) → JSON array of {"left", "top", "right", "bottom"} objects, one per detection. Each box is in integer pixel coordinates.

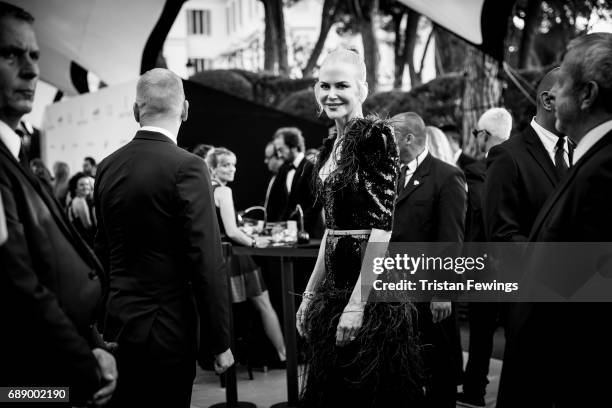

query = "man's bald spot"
[
  {"left": 536, "top": 67, "right": 560, "bottom": 97},
  {"left": 136, "top": 68, "right": 184, "bottom": 117},
  {"left": 391, "top": 112, "right": 426, "bottom": 143}
]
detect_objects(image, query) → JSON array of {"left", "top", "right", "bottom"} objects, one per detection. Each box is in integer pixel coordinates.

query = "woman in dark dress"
[
  {"left": 206, "top": 147, "right": 286, "bottom": 364},
  {"left": 295, "top": 49, "right": 423, "bottom": 407}
]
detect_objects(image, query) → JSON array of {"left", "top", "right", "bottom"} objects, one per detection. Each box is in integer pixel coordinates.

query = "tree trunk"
[
  {"left": 392, "top": 11, "right": 406, "bottom": 89},
  {"left": 355, "top": 0, "right": 379, "bottom": 93},
  {"left": 404, "top": 11, "right": 421, "bottom": 88},
  {"left": 272, "top": 0, "right": 289, "bottom": 76},
  {"left": 303, "top": 0, "right": 338, "bottom": 77},
  {"left": 462, "top": 46, "right": 503, "bottom": 159},
  {"left": 434, "top": 24, "right": 468, "bottom": 75},
  {"left": 262, "top": 0, "right": 278, "bottom": 73},
  {"left": 517, "top": 0, "right": 541, "bottom": 69}
]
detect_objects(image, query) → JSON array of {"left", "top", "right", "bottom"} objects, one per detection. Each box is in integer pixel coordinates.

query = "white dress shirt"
[
  {"left": 530, "top": 117, "right": 569, "bottom": 167},
  {"left": 140, "top": 125, "right": 177, "bottom": 144},
  {"left": 573, "top": 119, "right": 612, "bottom": 164},
  {"left": 402, "top": 148, "right": 429, "bottom": 187},
  {"left": 0, "top": 119, "right": 21, "bottom": 159},
  {"left": 286, "top": 152, "right": 305, "bottom": 193}
]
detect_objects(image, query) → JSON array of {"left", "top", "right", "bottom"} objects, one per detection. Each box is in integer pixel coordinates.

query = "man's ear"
[
  {"left": 133, "top": 103, "right": 140, "bottom": 123},
  {"left": 540, "top": 91, "right": 554, "bottom": 111},
  {"left": 580, "top": 81, "right": 599, "bottom": 111},
  {"left": 181, "top": 100, "right": 189, "bottom": 122}
]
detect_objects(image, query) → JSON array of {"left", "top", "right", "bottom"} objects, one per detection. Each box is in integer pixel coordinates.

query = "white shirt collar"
[
  {"left": 140, "top": 125, "right": 177, "bottom": 144},
  {"left": 292, "top": 152, "right": 305, "bottom": 169},
  {"left": 404, "top": 147, "right": 429, "bottom": 174},
  {"left": 453, "top": 148, "right": 462, "bottom": 165},
  {"left": 573, "top": 119, "right": 612, "bottom": 164},
  {"left": 0, "top": 119, "right": 21, "bottom": 159},
  {"left": 530, "top": 117, "right": 567, "bottom": 156}
]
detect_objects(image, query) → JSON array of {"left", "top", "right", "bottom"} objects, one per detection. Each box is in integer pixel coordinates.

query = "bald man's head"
[
  {"left": 392, "top": 112, "right": 426, "bottom": 144},
  {"left": 134, "top": 68, "right": 187, "bottom": 124},
  {"left": 391, "top": 112, "right": 427, "bottom": 163},
  {"left": 534, "top": 67, "right": 561, "bottom": 134}
]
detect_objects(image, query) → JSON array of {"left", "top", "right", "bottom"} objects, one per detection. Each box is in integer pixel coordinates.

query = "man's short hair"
[
  {"left": 477, "top": 108, "right": 513, "bottom": 141},
  {"left": 391, "top": 112, "right": 427, "bottom": 145},
  {"left": 84, "top": 157, "right": 96, "bottom": 167},
  {"left": 191, "top": 144, "right": 214, "bottom": 159},
  {"left": 274, "top": 127, "right": 305, "bottom": 152},
  {"left": 565, "top": 33, "right": 612, "bottom": 113},
  {"left": 0, "top": 1, "right": 34, "bottom": 23},
  {"left": 136, "top": 68, "right": 185, "bottom": 118}
]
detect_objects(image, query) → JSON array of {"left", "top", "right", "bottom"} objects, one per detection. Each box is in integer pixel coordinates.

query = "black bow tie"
[{"left": 288, "top": 163, "right": 297, "bottom": 171}]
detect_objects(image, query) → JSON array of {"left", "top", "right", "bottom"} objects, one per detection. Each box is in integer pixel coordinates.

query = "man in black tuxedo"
[
  {"left": 497, "top": 33, "right": 612, "bottom": 408},
  {"left": 391, "top": 112, "right": 467, "bottom": 408},
  {"left": 0, "top": 3, "right": 116, "bottom": 406},
  {"left": 271, "top": 127, "right": 323, "bottom": 239},
  {"left": 263, "top": 140, "right": 284, "bottom": 213},
  {"left": 95, "top": 69, "right": 233, "bottom": 408}
]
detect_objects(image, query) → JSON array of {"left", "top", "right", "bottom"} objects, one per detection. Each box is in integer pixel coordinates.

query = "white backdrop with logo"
[{"left": 41, "top": 80, "right": 140, "bottom": 174}]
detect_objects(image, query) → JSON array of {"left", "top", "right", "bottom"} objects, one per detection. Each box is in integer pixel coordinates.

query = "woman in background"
[
  {"left": 426, "top": 125, "right": 456, "bottom": 166},
  {"left": 206, "top": 147, "right": 286, "bottom": 364},
  {"left": 67, "top": 172, "right": 96, "bottom": 246}
]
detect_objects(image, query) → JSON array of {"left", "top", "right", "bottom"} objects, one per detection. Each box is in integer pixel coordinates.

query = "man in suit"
[
  {"left": 271, "top": 127, "right": 323, "bottom": 239},
  {"left": 497, "top": 33, "right": 612, "bottom": 408},
  {"left": 263, "top": 140, "right": 284, "bottom": 212},
  {"left": 0, "top": 3, "right": 116, "bottom": 406},
  {"left": 458, "top": 107, "right": 515, "bottom": 406},
  {"left": 391, "top": 112, "right": 467, "bottom": 408},
  {"left": 94, "top": 68, "right": 233, "bottom": 408}
]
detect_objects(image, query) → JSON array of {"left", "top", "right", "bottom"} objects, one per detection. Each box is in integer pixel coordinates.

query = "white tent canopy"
[{"left": 11, "top": 0, "right": 168, "bottom": 94}]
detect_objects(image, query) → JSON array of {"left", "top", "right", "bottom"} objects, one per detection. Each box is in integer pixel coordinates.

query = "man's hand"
[
  {"left": 90, "top": 348, "right": 117, "bottom": 407},
  {"left": 214, "top": 348, "right": 234, "bottom": 374},
  {"left": 430, "top": 299, "right": 452, "bottom": 323}
]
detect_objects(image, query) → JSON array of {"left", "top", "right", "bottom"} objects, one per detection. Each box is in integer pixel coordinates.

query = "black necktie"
[
  {"left": 397, "top": 165, "right": 408, "bottom": 194},
  {"left": 554, "top": 136, "right": 569, "bottom": 179}
]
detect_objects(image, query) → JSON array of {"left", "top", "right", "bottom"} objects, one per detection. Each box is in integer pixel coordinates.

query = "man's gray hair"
[
  {"left": 565, "top": 32, "right": 612, "bottom": 113},
  {"left": 477, "top": 108, "right": 512, "bottom": 141},
  {"left": 136, "top": 68, "right": 185, "bottom": 118}
]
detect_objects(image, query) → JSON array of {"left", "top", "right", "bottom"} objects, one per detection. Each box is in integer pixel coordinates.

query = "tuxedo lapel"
[
  {"left": 289, "top": 159, "right": 307, "bottom": 198},
  {"left": 529, "top": 130, "right": 612, "bottom": 240},
  {"left": 524, "top": 127, "right": 558, "bottom": 186},
  {"left": 396, "top": 154, "right": 431, "bottom": 205}
]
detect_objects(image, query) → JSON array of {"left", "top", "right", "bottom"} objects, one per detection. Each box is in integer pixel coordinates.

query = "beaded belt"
[{"left": 327, "top": 229, "right": 372, "bottom": 236}]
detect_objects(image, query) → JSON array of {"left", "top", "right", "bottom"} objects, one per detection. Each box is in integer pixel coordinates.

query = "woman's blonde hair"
[
  {"left": 426, "top": 126, "right": 456, "bottom": 166},
  {"left": 205, "top": 147, "right": 235, "bottom": 173},
  {"left": 315, "top": 47, "right": 368, "bottom": 113}
]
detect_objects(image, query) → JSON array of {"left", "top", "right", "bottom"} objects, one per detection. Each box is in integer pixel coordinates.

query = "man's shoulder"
[{"left": 429, "top": 155, "right": 464, "bottom": 179}]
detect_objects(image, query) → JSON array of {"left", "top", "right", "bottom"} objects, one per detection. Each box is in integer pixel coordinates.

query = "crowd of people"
[{"left": 1, "top": 1, "right": 612, "bottom": 407}]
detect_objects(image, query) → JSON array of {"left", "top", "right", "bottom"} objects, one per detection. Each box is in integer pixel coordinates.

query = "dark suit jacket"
[
  {"left": 272, "top": 157, "right": 324, "bottom": 238},
  {"left": 485, "top": 125, "right": 560, "bottom": 242},
  {"left": 457, "top": 151, "right": 477, "bottom": 172},
  {"left": 94, "top": 130, "right": 230, "bottom": 361},
  {"left": 497, "top": 128, "right": 612, "bottom": 408},
  {"left": 0, "top": 141, "right": 104, "bottom": 403},
  {"left": 463, "top": 160, "right": 486, "bottom": 242},
  {"left": 391, "top": 153, "right": 467, "bottom": 243}
]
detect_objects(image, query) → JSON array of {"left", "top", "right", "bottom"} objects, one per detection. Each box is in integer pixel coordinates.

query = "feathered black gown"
[{"left": 300, "top": 117, "right": 424, "bottom": 407}]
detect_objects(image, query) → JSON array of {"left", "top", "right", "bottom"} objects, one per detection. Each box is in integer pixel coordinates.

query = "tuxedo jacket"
[
  {"left": 271, "top": 158, "right": 324, "bottom": 238},
  {"left": 0, "top": 142, "right": 104, "bottom": 403},
  {"left": 94, "top": 130, "right": 230, "bottom": 360},
  {"left": 485, "top": 125, "right": 561, "bottom": 242},
  {"left": 463, "top": 160, "right": 486, "bottom": 242},
  {"left": 498, "top": 129, "right": 612, "bottom": 408}
]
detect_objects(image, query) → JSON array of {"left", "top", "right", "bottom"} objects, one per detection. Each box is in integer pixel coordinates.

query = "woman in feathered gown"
[{"left": 296, "top": 48, "right": 424, "bottom": 407}]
